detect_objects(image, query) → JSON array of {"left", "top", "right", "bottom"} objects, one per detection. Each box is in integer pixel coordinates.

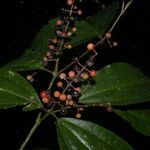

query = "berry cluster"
[
  {"left": 26, "top": 0, "right": 116, "bottom": 118},
  {"left": 42, "top": 0, "right": 82, "bottom": 67}
]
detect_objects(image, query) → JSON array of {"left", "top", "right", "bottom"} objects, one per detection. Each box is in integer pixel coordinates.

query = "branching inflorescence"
[{"left": 26, "top": 0, "right": 117, "bottom": 119}]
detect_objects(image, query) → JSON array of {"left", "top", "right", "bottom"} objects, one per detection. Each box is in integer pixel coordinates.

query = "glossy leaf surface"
[
  {"left": 0, "top": 69, "right": 41, "bottom": 110},
  {"left": 57, "top": 118, "right": 133, "bottom": 150},
  {"left": 80, "top": 63, "right": 150, "bottom": 105}
]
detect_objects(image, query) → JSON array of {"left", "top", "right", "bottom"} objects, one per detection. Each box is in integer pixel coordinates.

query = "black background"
[{"left": 0, "top": 0, "right": 150, "bottom": 149}]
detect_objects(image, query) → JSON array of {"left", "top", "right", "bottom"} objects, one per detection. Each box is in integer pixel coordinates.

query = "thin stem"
[
  {"left": 48, "top": 58, "right": 59, "bottom": 91},
  {"left": 19, "top": 112, "right": 42, "bottom": 150}
]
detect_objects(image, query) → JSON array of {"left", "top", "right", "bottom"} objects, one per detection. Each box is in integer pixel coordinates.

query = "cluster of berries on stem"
[{"left": 26, "top": 0, "right": 116, "bottom": 118}]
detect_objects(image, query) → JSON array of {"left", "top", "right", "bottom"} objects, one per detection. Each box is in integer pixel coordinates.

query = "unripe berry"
[
  {"left": 67, "top": 94, "right": 72, "bottom": 100},
  {"left": 76, "top": 113, "right": 81, "bottom": 119},
  {"left": 90, "top": 70, "right": 96, "bottom": 77},
  {"left": 26, "top": 75, "right": 34, "bottom": 82},
  {"left": 59, "top": 93, "right": 67, "bottom": 101},
  {"left": 59, "top": 73, "right": 66, "bottom": 79},
  {"left": 48, "top": 45, "right": 55, "bottom": 50},
  {"left": 69, "top": 100, "right": 74, "bottom": 106},
  {"left": 43, "top": 56, "right": 48, "bottom": 62},
  {"left": 57, "top": 81, "right": 63, "bottom": 88},
  {"left": 67, "top": 44, "right": 72, "bottom": 49},
  {"left": 72, "top": 27, "right": 77, "bottom": 32},
  {"left": 68, "top": 71, "right": 76, "bottom": 78},
  {"left": 87, "top": 43, "right": 95, "bottom": 51},
  {"left": 56, "top": 19, "right": 63, "bottom": 26},
  {"left": 74, "top": 87, "right": 81, "bottom": 93},
  {"left": 54, "top": 91, "right": 61, "bottom": 98},
  {"left": 112, "top": 41, "right": 118, "bottom": 47},
  {"left": 67, "top": 32, "right": 72, "bottom": 37},
  {"left": 81, "top": 72, "right": 89, "bottom": 80},
  {"left": 105, "top": 32, "right": 111, "bottom": 39},
  {"left": 53, "top": 38, "right": 58, "bottom": 43}
]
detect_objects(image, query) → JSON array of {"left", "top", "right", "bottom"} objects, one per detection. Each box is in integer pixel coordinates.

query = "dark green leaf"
[
  {"left": 86, "top": 1, "right": 120, "bottom": 37},
  {"left": 80, "top": 63, "right": 150, "bottom": 105},
  {"left": 114, "top": 109, "right": 150, "bottom": 136},
  {"left": 0, "top": 69, "right": 42, "bottom": 110},
  {"left": 2, "top": 49, "right": 44, "bottom": 71},
  {"left": 57, "top": 118, "right": 133, "bottom": 150}
]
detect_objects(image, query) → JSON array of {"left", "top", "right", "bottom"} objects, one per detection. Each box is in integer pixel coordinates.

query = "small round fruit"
[
  {"left": 106, "top": 105, "right": 113, "bottom": 112},
  {"left": 56, "top": 19, "right": 63, "bottom": 26},
  {"left": 67, "top": 44, "right": 72, "bottom": 49},
  {"left": 53, "top": 38, "right": 58, "bottom": 43},
  {"left": 54, "top": 91, "right": 61, "bottom": 98},
  {"left": 69, "top": 100, "right": 74, "bottom": 106},
  {"left": 59, "top": 93, "right": 67, "bottom": 101},
  {"left": 74, "top": 87, "right": 81, "bottom": 93},
  {"left": 68, "top": 71, "right": 76, "bottom": 78},
  {"left": 72, "top": 90, "right": 80, "bottom": 98},
  {"left": 72, "top": 27, "right": 77, "bottom": 32},
  {"left": 26, "top": 75, "right": 33, "bottom": 81},
  {"left": 40, "top": 91, "right": 48, "bottom": 98},
  {"left": 42, "top": 97, "right": 49, "bottom": 104},
  {"left": 105, "top": 32, "right": 112, "bottom": 39},
  {"left": 90, "top": 70, "right": 96, "bottom": 77},
  {"left": 67, "top": 32, "right": 72, "bottom": 37},
  {"left": 87, "top": 43, "right": 95, "bottom": 51},
  {"left": 43, "top": 56, "right": 48, "bottom": 62},
  {"left": 67, "top": 0, "right": 74, "bottom": 5},
  {"left": 48, "top": 45, "right": 55, "bottom": 50},
  {"left": 59, "top": 73, "right": 66, "bottom": 79},
  {"left": 112, "top": 41, "right": 118, "bottom": 47},
  {"left": 76, "top": 113, "right": 81, "bottom": 119},
  {"left": 81, "top": 72, "right": 89, "bottom": 80},
  {"left": 77, "top": 10, "right": 82, "bottom": 15},
  {"left": 57, "top": 81, "right": 63, "bottom": 88},
  {"left": 46, "top": 51, "right": 52, "bottom": 58},
  {"left": 67, "top": 94, "right": 72, "bottom": 100}
]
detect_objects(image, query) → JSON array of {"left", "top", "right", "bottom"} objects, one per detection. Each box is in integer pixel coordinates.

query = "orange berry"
[
  {"left": 69, "top": 100, "right": 74, "bottom": 106},
  {"left": 76, "top": 113, "right": 81, "bottom": 119},
  {"left": 87, "top": 43, "right": 95, "bottom": 51},
  {"left": 67, "top": 0, "right": 74, "bottom": 5},
  {"left": 105, "top": 32, "right": 111, "bottom": 39},
  {"left": 59, "top": 73, "right": 66, "bottom": 79},
  {"left": 56, "top": 19, "right": 63, "bottom": 26},
  {"left": 67, "top": 44, "right": 72, "bottom": 49},
  {"left": 68, "top": 71, "right": 76, "bottom": 78},
  {"left": 57, "top": 81, "right": 63, "bottom": 88},
  {"left": 54, "top": 91, "right": 60, "bottom": 98},
  {"left": 77, "top": 10, "right": 82, "bottom": 15},
  {"left": 59, "top": 93, "right": 66, "bottom": 101}
]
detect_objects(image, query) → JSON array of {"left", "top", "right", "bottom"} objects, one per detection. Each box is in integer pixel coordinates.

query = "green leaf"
[
  {"left": 2, "top": 1, "right": 120, "bottom": 72},
  {"left": 80, "top": 63, "right": 150, "bottom": 105},
  {"left": 114, "top": 109, "right": 150, "bottom": 136},
  {"left": 0, "top": 69, "right": 42, "bottom": 110},
  {"left": 57, "top": 118, "right": 133, "bottom": 150},
  {"left": 2, "top": 49, "right": 44, "bottom": 71},
  {"left": 86, "top": 1, "right": 120, "bottom": 37}
]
